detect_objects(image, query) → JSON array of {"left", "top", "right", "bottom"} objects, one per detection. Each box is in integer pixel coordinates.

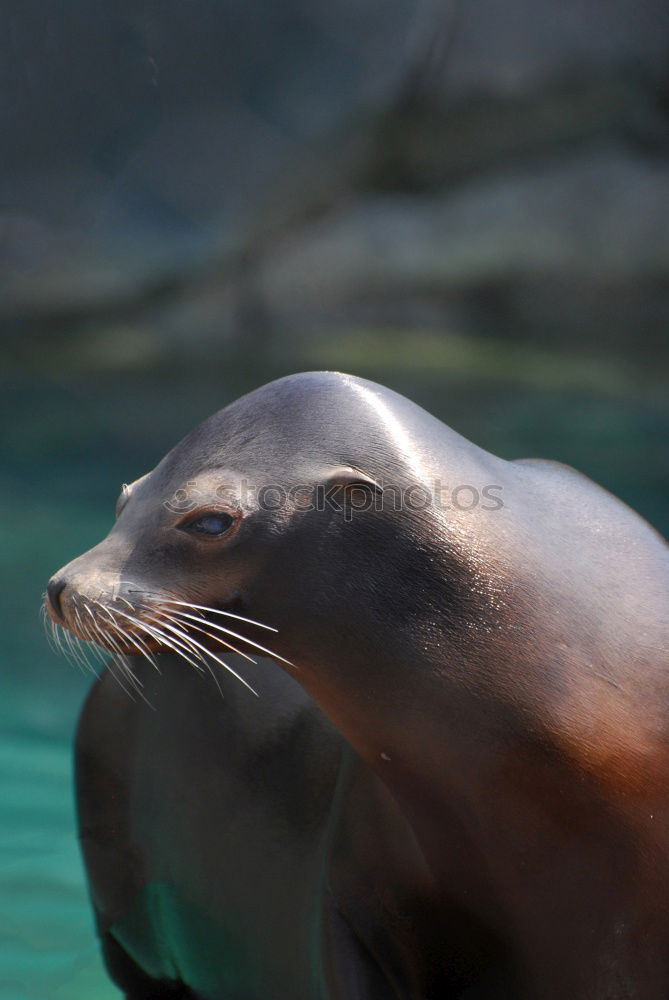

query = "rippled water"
[{"left": 2, "top": 362, "right": 666, "bottom": 999}]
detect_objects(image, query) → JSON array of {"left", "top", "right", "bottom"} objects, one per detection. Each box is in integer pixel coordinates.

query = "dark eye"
[{"left": 183, "top": 512, "right": 235, "bottom": 537}]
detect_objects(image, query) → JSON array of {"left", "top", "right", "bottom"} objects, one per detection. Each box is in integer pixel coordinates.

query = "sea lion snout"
[
  {"left": 44, "top": 539, "right": 140, "bottom": 635},
  {"left": 44, "top": 563, "right": 165, "bottom": 657}
]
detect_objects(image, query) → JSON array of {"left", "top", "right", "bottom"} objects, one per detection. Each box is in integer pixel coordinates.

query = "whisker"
[
  {"left": 43, "top": 586, "right": 262, "bottom": 700},
  {"left": 143, "top": 622, "right": 209, "bottom": 676},
  {"left": 71, "top": 607, "right": 98, "bottom": 672},
  {"left": 72, "top": 631, "right": 98, "bottom": 676},
  {"left": 40, "top": 604, "right": 61, "bottom": 656},
  {"left": 141, "top": 615, "right": 229, "bottom": 696},
  {"left": 96, "top": 603, "right": 162, "bottom": 674},
  {"left": 90, "top": 616, "right": 129, "bottom": 670},
  {"left": 165, "top": 608, "right": 295, "bottom": 668},
  {"left": 48, "top": 617, "right": 64, "bottom": 655},
  {"left": 54, "top": 624, "right": 70, "bottom": 660},
  {"left": 47, "top": 621, "right": 66, "bottom": 661},
  {"left": 43, "top": 621, "right": 58, "bottom": 656},
  {"left": 41, "top": 598, "right": 83, "bottom": 670},
  {"left": 155, "top": 609, "right": 257, "bottom": 665},
  {"left": 111, "top": 607, "right": 208, "bottom": 676},
  {"left": 144, "top": 611, "right": 258, "bottom": 697},
  {"left": 134, "top": 611, "right": 229, "bottom": 699},
  {"left": 79, "top": 605, "right": 139, "bottom": 701},
  {"left": 159, "top": 599, "right": 277, "bottom": 633},
  {"left": 116, "top": 654, "right": 155, "bottom": 710},
  {"left": 82, "top": 640, "right": 101, "bottom": 677},
  {"left": 48, "top": 613, "right": 69, "bottom": 657},
  {"left": 91, "top": 621, "right": 153, "bottom": 706},
  {"left": 61, "top": 623, "right": 92, "bottom": 674},
  {"left": 113, "top": 611, "right": 258, "bottom": 697},
  {"left": 106, "top": 654, "right": 143, "bottom": 703},
  {"left": 113, "top": 621, "right": 161, "bottom": 673},
  {"left": 80, "top": 629, "right": 112, "bottom": 669},
  {"left": 78, "top": 606, "right": 116, "bottom": 667}
]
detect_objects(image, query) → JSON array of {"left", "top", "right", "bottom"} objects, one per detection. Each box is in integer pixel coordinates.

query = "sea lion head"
[{"left": 45, "top": 371, "right": 501, "bottom": 681}]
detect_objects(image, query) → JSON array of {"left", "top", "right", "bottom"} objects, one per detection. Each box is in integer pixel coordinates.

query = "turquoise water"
[
  {"left": 0, "top": 721, "right": 118, "bottom": 999},
  {"left": 2, "top": 491, "right": 122, "bottom": 998},
  {"left": 2, "top": 360, "right": 667, "bottom": 999}
]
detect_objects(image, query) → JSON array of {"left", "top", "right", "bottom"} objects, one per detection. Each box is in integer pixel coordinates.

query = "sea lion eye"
[{"left": 182, "top": 512, "right": 235, "bottom": 537}]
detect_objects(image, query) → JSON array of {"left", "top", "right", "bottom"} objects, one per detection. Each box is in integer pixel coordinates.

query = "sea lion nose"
[{"left": 47, "top": 578, "right": 66, "bottom": 621}]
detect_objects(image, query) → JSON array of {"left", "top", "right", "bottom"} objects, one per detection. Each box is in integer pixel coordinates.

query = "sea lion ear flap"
[
  {"left": 325, "top": 466, "right": 383, "bottom": 494},
  {"left": 323, "top": 467, "right": 383, "bottom": 516}
]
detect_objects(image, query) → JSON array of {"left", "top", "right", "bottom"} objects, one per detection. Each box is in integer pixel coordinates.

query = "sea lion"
[{"left": 47, "top": 371, "right": 669, "bottom": 999}]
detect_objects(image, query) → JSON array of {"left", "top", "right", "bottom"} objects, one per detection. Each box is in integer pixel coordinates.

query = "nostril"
[{"left": 47, "top": 579, "right": 66, "bottom": 620}]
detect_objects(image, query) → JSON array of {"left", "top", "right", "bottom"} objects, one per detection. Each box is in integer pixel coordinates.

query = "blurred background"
[{"left": 1, "top": 0, "right": 668, "bottom": 996}]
